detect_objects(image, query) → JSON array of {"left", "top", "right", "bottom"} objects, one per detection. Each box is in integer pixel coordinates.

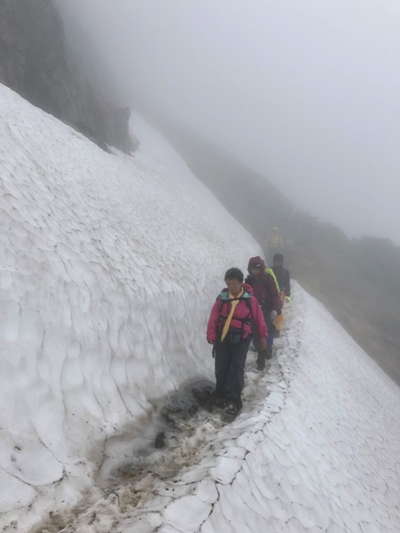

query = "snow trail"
[
  {"left": 31, "top": 290, "right": 301, "bottom": 533},
  {"left": 200, "top": 286, "right": 400, "bottom": 533},
  {"left": 41, "top": 283, "right": 400, "bottom": 533}
]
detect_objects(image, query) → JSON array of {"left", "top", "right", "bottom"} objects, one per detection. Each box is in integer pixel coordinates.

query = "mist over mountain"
[{"left": 56, "top": 0, "right": 400, "bottom": 245}]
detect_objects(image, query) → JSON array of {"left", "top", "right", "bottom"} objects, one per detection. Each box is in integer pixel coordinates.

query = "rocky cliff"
[{"left": 0, "top": 0, "right": 135, "bottom": 152}]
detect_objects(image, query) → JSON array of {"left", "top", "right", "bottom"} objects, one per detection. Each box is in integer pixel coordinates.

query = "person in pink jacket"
[{"left": 207, "top": 267, "right": 268, "bottom": 416}]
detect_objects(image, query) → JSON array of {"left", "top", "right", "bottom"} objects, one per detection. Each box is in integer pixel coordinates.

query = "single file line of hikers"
[{"left": 207, "top": 254, "right": 291, "bottom": 418}]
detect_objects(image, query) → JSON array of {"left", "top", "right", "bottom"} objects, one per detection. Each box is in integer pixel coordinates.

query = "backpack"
[{"left": 215, "top": 292, "right": 255, "bottom": 342}]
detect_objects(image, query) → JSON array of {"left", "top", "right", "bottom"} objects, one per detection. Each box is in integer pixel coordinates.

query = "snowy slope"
[
  {"left": 27, "top": 284, "right": 400, "bottom": 533},
  {"left": 2, "top": 83, "right": 400, "bottom": 533},
  {"left": 193, "top": 286, "right": 400, "bottom": 533},
  {"left": 0, "top": 84, "right": 260, "bottom": 529}
]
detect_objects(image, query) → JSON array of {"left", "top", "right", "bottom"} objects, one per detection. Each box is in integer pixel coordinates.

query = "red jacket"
[{"left": 207, "top": 288, "right": 267, "bottom": 344}]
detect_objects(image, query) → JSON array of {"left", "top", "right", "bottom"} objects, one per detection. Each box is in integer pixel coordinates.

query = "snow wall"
[{"left": 0, "top": 84, "right": 260, "bottom": 518}]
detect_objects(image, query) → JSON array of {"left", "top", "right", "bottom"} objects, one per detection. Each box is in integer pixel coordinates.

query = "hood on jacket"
[{"left": 248, "top": 256, "right": 266, "bottom": 273}]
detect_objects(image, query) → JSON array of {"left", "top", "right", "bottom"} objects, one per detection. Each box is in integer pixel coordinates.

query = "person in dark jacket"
[
  {"left": 245, "top": 256, "right": 282, "bottom": 369},
  {"left": 207, "top": 268, "right": 267, "bottom": 416},
  {"left": 272, "top": 253, "right": 291, "bottom": 299}
]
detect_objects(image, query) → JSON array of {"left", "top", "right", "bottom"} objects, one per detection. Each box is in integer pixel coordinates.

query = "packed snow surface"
[
  {"left": 1, "top": 84, "right": 400, "bottom": 533},
  {"left": 0, "top": 83, "right": 259, "bottom": 529},
  {"left": 41, "top": 286, "right": 399, "bottom": 533}
]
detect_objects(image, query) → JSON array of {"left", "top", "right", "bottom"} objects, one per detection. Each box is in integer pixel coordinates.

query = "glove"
[{"left": 270, "top": 310, "right": 278, "bottom": 321}]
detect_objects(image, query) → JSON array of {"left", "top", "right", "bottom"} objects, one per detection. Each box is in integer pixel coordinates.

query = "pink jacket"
[{"left": 207, "top": 288, "right": 268, "bottom": 344}]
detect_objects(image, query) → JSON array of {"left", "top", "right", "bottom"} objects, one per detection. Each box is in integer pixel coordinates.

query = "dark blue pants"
[
  {"left": 214, "top": 337, "right": 251, "bottom": 408},
  {"left": 265, "top": 312, "right": 274, "bottom": 351}
]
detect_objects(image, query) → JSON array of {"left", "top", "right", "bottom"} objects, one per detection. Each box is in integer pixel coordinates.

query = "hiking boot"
[
  {"left": 266, "top": 347, "right": 273, "bottom": 360},
  {"left": 257, "top": 351, "right": 267, "bottom": 370},
  {"left": 214, "top": 395, "right": 228, "bottom": 408},
  {"left": 257, "top": 357, "right": 266, "bottom": 371},
  {"left": 225, "top": 402, "right": 241, "bottom": 417}
]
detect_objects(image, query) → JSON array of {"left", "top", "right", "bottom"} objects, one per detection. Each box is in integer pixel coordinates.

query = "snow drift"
[{"left": 0, "top": 83, "right": 259, "bottom": 527}]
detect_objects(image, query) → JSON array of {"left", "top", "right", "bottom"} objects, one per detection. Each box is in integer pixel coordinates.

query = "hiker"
[
  {"left": 267, "top": 226, "right": 284, "bottom": 264},
  {"left": 207, "top": 267, "right": 267, "bottom": 416},
  {"left": 272, "top": 253, "right": 291, "bottom": 301},
  {"left": 245, "top": 256, "right": 282, "bottom": 368},
  {"left": 264, "top": 261, "right": 283, "bottom": 337}
]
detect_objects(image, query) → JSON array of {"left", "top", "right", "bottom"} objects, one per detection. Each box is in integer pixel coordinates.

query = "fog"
[{"left": 58, "top": 1, "right": 400, "bottom": 244}]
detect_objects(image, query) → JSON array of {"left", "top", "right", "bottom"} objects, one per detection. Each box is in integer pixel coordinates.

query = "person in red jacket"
[
  {"left": 207, "top": 267, "right": 267, "bottom": 416},
  {"left": 245, "top": 256, "right": 282, "bottom": 369}
]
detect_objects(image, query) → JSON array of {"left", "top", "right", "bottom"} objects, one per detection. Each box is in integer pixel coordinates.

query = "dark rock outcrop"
[{"left": 0, "top": 0, "right": 135, "bottom": 152}]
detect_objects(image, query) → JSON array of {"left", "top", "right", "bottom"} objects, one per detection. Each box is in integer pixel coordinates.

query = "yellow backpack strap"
[{"left": 266, "top": 267, "right": 280, "bottom": 293}]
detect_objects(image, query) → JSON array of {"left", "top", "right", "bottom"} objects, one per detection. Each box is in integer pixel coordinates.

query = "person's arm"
[
  {"left": 250, "top": 297, "right": 267, "bottom": 340},
  {"left": 207, "top": 299, "right": 221, "bottom": 344}
]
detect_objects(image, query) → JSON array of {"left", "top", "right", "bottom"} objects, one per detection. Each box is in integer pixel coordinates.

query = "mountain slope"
[
  {"left": 1, "top": 84, "right": 400, "bottom": 533},
  {"left": 0, "top": 84, "right": 259, "bottom": 530},
  {"left": 0, "top": 0, "right": 134, "bottom": 152}
]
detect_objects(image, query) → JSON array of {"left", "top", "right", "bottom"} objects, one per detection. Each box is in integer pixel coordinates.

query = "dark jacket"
[
  {"left": 245, "top": 272, "right": 282, "bottom": 314},
  {"left": 272, "top": 265, "right": 291, "bottom": 297},
  {"left": 246, "top": 256, "right": 282, "bottom": 314}
]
